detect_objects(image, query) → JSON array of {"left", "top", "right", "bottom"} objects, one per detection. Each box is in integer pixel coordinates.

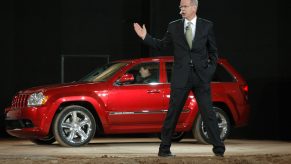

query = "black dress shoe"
[
  {"left": 158, "top": 151, "right": 176, "bottom": 157},
  {"left": 214, "top": 153, "right": 224, "bottom": 157}
]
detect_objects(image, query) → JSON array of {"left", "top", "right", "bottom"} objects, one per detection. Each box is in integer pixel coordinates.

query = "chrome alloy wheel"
[
  {"left": 193, "top": 107, "right": 230, "bottom": 144},
  {"left": 201, "top": 111, "right": 228, "bottom": 139},
  {"left": 60, "top": 110, "right": 93, "bottom": 144}
]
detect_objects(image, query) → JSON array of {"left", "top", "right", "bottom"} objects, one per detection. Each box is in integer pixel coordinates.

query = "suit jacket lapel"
[
  {"left": 177, "top": 19, "right": 189, "bottom": 49},
  {"left": 192, "top": 17, "right": 202, "bottom": 46},
  {"left": 177, "top": 18, "right": 202, "bottom": 49}
]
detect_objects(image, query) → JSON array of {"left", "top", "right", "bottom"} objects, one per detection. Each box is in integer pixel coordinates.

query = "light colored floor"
[{"left": 0, "top": 138, "right": 290, "bottom": 158}]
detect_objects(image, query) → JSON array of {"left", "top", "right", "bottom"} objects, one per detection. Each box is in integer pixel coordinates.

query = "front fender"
[{"left": 39, "top": 93, "right": 108, "bottom": 135}]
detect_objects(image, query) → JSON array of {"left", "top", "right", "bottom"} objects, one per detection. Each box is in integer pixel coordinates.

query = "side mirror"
[{"left": 118, "top": 73, "right": 135, "bottom": 84}]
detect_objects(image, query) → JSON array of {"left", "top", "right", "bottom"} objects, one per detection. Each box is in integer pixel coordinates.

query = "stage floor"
[{"left": 0, "top": 138, "right": 290, "bottom": 163}]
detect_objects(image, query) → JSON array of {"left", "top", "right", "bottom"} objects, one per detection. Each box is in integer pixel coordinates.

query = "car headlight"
[{"left": 27, "top": 92, "right": 48, "bottom": 107}]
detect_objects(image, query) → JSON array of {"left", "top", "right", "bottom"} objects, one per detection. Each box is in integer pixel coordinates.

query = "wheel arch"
[{"left": 51, "top": 101, "right": 104, "bottom": 136}]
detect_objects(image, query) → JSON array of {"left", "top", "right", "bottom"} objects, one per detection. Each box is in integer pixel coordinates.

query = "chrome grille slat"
[{"left": 12, "top": 94, "right": 29, "bottom": 108}]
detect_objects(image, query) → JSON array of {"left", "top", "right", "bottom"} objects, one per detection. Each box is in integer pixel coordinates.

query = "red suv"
[{"left": 5, "top": 56, "right": 250, "bottom": 147}]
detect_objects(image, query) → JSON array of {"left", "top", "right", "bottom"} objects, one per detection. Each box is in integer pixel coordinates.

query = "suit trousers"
[{"left": 159, "top": 67, "right": 225, "bottom": 154}]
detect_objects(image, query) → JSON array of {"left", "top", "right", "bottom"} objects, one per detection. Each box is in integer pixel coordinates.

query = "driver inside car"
[{"left": 136, "top": 65, "right": 157, "bottom": 84}]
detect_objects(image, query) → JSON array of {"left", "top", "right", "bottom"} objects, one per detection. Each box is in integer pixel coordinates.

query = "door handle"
[{"left": 147, "top": 89, "right": 160, "bottom": 94}]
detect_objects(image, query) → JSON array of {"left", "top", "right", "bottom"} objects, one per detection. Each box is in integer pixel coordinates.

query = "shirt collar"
[{"left": 184, "top": 16, "right": 197, "bottom": 26}]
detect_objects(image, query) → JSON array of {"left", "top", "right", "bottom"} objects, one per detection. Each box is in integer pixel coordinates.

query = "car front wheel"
[
  {"left": 53, "top": 105, "right": 96, "bottom": 147},
  {"left": 193, "top": 106, "right": 230, "bottom": 144}
]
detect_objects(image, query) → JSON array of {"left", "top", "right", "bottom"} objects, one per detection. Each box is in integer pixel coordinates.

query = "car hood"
[{"left": 19, "top": 81, "right": 105, "bottom": 94}]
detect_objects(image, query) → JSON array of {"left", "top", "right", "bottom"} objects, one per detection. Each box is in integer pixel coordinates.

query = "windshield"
[{"left": 79, "top": 62, "right": 128, "bottom": 82}]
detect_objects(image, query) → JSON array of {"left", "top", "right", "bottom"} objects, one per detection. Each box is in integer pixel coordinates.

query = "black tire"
[
  {"left": 158, "top": 131, "right": 185, "bottom": 142},
  {"left": 53, "top": 105, "right": 96, "bottom": 147},
  {"left": 30, "top": 136, "right": 56, "bottom": 145},
  {"left": 193, "top": 106, "right": 230, "bottom": 144}
]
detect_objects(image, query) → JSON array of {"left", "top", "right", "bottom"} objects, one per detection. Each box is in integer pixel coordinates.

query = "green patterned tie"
[{"left": 185, "top": 22, "right": 192, "bottom": 49}]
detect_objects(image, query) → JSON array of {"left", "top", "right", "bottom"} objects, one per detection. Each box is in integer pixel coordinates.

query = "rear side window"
[
  {"left": 212, "top": 64, "right": 235, "bottom": 82},
  {"left": 165, "top": 62, "right": 234, "bottom": 83}
]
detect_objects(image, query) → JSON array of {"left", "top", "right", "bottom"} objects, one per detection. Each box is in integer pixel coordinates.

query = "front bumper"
[{"left": 5, "top": 106, "right": 51, "bottom": 139}]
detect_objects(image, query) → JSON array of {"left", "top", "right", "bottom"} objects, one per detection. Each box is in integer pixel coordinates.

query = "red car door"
[{"left": 107, "top": 62, "right": 165, "bottom": 128}]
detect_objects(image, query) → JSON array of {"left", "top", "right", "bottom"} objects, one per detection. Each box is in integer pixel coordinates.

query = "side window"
[
  {"left": 125, "top": 62, "right": 160, "bottom": 85},
  {"left": 166, "top": 62, "right": 173, "bottom": 83},
  {"left": 212, "top": 64, "right": 235, "bottom": 82}
]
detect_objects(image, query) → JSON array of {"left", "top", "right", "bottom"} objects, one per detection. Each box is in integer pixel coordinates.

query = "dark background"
[{"left": 1, "top": 0, "right": 291, "bottom": 140}]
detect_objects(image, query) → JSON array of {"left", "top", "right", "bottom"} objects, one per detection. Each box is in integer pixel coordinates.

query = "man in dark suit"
[{"left": 133, "top": 0, "right": 225, "bottom": 157}]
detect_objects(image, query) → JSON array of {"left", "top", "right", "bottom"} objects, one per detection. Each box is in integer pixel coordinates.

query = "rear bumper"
[
  {"left": 235, "top": 103, "right": 251, "bottom": 127},
  {"left": 5, "top": 106, "right": 51, "bottom": 139}
]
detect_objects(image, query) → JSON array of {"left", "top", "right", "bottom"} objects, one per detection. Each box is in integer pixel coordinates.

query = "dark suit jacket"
[{"left": 143, "top": 17, "right": 218, "bottom": 88}]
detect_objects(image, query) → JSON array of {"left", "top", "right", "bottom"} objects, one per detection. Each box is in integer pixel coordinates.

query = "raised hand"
[{"left": 133, "top": 23, "right": 147, "bottom": 40}]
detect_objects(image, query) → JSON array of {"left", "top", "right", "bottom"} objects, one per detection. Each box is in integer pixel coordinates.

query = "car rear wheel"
[
  {"left": 158, "top": 131, "right": 185, "bottom": 142},
  {"left": 193, "top": 106, "right": 230, "bottom": 144},
  {"left": 30, "top": 136, "right": 56, "bottom": 145},
  {"left": 53, "top": 105, "right": 96, "bottom": 147}
]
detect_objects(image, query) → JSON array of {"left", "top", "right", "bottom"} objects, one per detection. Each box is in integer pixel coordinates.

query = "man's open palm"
[{"left": 133, "top": 23, "right": 147, "bottom": 40}]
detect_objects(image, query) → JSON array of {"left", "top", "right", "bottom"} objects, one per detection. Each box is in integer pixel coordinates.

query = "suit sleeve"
[
  {"left": 142, "top": 24, "right": 172, "bottom": 51},
  {"left": 207, "top": 22, "right": 218, "bottom": 66}
]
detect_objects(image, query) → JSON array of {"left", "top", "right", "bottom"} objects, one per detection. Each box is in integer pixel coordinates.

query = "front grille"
[{"left": 11, "top": 94, "right": 29, "bottom": 108}]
